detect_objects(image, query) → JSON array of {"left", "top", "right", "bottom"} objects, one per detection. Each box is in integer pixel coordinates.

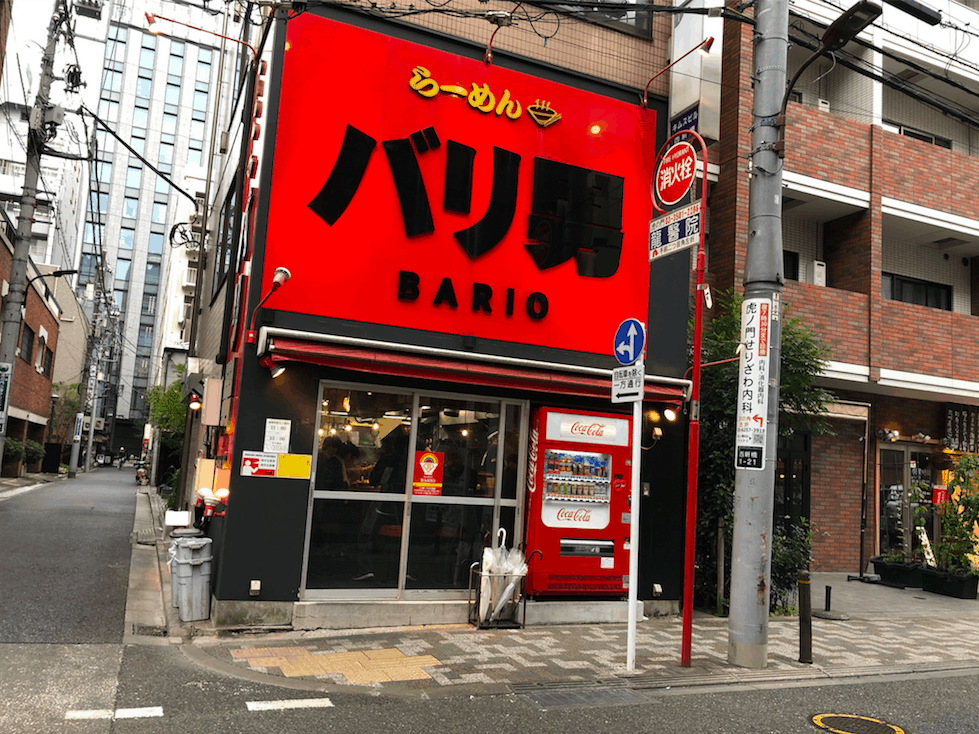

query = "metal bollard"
[
  {"left": 824, "top": 585, "right": 832, "bottom": 612},
  {"left": 799, "top": 570, "right": 812, "bottom": 664}
]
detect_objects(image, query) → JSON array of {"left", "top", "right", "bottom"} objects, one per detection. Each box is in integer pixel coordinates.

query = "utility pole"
[
  {"left": 0, "top": 3, "right": 65, "bottom": 461},
  {"left": 727, "top": 0, "right": 788, "bottom": 669}
]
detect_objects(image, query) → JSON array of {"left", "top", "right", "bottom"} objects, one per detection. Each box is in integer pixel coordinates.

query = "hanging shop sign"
[
  {"left": 944, "top": 403, "right": 979, "bottom": 453},
  {"left": 262, "top": 15, "right": 659, "bottom": 361}
]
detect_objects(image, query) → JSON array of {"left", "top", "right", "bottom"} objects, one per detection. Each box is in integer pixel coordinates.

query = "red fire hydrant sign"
[{"left": 655, "top": 141, "right": 696, "bottom": 206}]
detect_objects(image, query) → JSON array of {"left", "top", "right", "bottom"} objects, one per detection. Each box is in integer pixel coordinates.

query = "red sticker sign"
[{"left": 655, "top": 141, "right": 696, "bottom": 206}]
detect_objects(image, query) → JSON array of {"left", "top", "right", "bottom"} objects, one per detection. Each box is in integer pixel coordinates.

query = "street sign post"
[
  {"left": 649, "top": 202, "right": 702, "bottom": 261},
  {"left": 611, "top": 319, "right": 646, "bottom": 672},
  {"left": 613, "top": 318, "right": 646, "bottom": 366},
  {"left": 0, "top": 363, "right": 11, "bottom": 435}
]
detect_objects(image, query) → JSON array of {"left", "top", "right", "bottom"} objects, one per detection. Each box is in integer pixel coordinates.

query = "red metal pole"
[{"left": 681, "top": 245, "right": 704, "bottom": 667}]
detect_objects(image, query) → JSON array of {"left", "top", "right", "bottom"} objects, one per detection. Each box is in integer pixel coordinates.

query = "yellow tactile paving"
[{"left": 230, "top": 645, "right": 442, "bottom": 684}]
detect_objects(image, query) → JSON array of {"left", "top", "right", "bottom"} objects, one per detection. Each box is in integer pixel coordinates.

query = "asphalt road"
[{"left": 3, "top": 469, "right": 979, "bottom": 732}]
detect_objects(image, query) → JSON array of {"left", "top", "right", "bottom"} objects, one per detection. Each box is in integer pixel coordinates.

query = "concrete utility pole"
[
  {"left": 0, "top": 3, "right": 65, "bottom": 461},
  {"left": 727, "top": 0, "right": 788, "bottom": 669}
]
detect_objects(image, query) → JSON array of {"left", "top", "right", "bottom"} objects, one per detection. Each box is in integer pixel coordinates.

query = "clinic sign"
[{"left": 734, "top": 298, "right": 771, "bottom": 470}]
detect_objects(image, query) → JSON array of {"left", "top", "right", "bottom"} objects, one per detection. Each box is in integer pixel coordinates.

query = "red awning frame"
[{"left": 261, "top": 331, "right": 687, "bottom": 407}]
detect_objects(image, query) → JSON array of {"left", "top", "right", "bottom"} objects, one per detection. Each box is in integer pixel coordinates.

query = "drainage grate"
[
  {"left": 812, "top": 713, "right": 905, "bottom": 734},
  {"left": 522, "top": 687, "right": 645, "bottom": 709}
]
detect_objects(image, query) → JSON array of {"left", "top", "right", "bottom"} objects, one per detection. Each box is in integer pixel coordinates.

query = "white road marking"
[
  {"left": 0, "top": 484, "right": 45, "bottom": 502},
  {"left": 65, "top": 709, "right": 113, "bottom": 720},
  {"left": 114, "top": 706, "right": 165, "bottom": 719},
  {"left": 246, "top": 698, "right": 335, "bottom": 712}
]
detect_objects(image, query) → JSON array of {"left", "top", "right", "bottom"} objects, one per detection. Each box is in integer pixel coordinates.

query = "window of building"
[
  {"left": 135, "top": 356, "right": 149, "bottom": 378},
  {"left": 193, "top": 90, "right": 208, "bottom": 112},
  {"left": 882, "top": 272, "right": 952, "bottom": 311},
  {"left": 132, "top": 106, "right": 148, "bottom": 129},
  {"left": 784, "top": 250, "right": 799, "bottom": 281},
  {"left": 97, "top": 98, "right": 119, "bottom": 123},
  {"left": 105, "top": 38, "right": 126, "bottom": 61},
  {"left": 104, "top": 68, "right": 123, "bottom": 93},
  {"left": 126, "top": 166, "right": 141, "bottom": 189},
  {"left": 142, "top": 293, "right": 156, "bottom": 316},
  {"left": 115, "top": 289, "right": 127, "bottom": 311},
  {"left": 120, "top": 227, "right": 134, "bottom": 250},
  {"left": 138, "top": 324, "right": 153, "bottom": 347},
  {"left": 164, "top": 83, "right": 180, "bottom": 106},
  {"left": 148, "top": 232, "right": 164, "bottom": 254},
  {"left": 88, "top": 192, "right": 108, "bottom": 215},
  {"left": 158, "top": 142, "right": 174, "bottom": 166},
  {"left": 131, "top": 135, "right": 145, "bottom": 157},
  {"left": 211, "top": 187, "right": 237, "bottom": 296},
  {"left": 155, "top": 175, "right": 170, "bottom": 195},
  {"left": 19, "top": 324, "right": 34, "bottom": 364},
  {"left": 42, "top": 347, "right": 53, "bottom": 378},
  {"left": 115, "top": 258, "right": 131, "bottom": 281},
  {"left": 190, "top": 119, "right": 205, "bottom": 142},
  {"left": 883, "top": 120, "right": 952, "bottom": 150},
  {"left": 123, "top": 197, "right": 138, "bottom": 218},
  {"left": 79, "top": 253, "right": 98, "bottom": 283},
  {"left": 83, "top": 223, "right": 96, "bottom": 244},
  {"left": 91, "top": 160, "right": 111, "bottom": 185},
  {"left": 169, "top": 48, "right": 184, "bottom": 76},
  {"left": 145, "top": 263, "right": 160, "bottom": 286},
  {"left": 152, "top": 202, "right": 167, "bottom": 224},
  {"left": 135, "top": 75, "right": 152, "bottom": 99},
  {"left": 139, "top": 46, "right": 155, "bottom": 70},
  {"left": 162, "top": 113, "right": 177, "bottom": 136},
  {"left": 187, "top": 147, "right": 202, "bottom": 166}
]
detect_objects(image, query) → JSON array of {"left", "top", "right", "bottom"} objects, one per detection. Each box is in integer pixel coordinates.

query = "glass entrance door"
[
  {"left": 878, "top": 445, "right": 935, "bottom": 559},
  {"left": 301, "top": 381, "right": 527, "bottom": 600}
]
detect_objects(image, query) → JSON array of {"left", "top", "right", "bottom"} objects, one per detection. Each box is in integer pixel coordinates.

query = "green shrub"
[
  {"left": 24, "top": 440, "right": 45, "bottom": 464},
  {"left": 770, "top": 520, "right": 813, "bottom": 613},
  {"left": 3, "top": 440, "right": 25, "bottom": 463}
]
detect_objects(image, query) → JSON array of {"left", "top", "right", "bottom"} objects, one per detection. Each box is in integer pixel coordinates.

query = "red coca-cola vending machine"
[{"left": 524, "top": 407, "right": 633, "bottom": 596}]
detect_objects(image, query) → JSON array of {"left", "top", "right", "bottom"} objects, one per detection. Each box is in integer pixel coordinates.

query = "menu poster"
[{"left": 944, "top": 403, "right": 979, "bottom": 453}]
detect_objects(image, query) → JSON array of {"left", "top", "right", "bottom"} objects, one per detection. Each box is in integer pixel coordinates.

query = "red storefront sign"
[{"left": 262, "top": 15, "right": 658, "bottom": 359}]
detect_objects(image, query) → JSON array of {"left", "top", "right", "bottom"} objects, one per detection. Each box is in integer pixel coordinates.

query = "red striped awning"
[{"left": 266, "top": 337, "right": 684, "bottom": 407}]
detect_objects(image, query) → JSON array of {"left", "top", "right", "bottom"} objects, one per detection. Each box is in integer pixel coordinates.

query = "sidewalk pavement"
[{"left": 126, "top": 489, "right": 979, "bottom": 699}]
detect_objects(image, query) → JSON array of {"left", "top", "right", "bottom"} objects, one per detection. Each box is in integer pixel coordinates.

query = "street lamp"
[
  {"left": 642, "top": 37, "right": 714, "bottom": 109},
  {"left": 144, "top": 12, "right": 257, "bottom": 58},
  {"left": 26, "top": 268, "right": 77, "bottom": 290}
]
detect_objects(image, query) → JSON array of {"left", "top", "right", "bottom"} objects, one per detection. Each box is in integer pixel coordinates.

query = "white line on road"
[
  {"left": 246, "top": 698, "right": 335, "bottom": 712},
  {"left": 0, "top": 484, "right": 45, "bottom": 502},
  {"left": 114, "top": 706, "right": 165, "bottom": 719},
  {"left": 65, "top": 709, "right": 113, "bottom": 720}
]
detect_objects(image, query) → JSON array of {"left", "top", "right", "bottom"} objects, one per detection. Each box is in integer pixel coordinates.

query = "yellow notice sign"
[{"left": 276, "top": 454, "right": 312, "bottom": 479}]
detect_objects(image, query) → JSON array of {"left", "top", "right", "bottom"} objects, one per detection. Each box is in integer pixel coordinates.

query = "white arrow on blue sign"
[{"left": 613, "top": 318, "right": 646, "bottom": 366}]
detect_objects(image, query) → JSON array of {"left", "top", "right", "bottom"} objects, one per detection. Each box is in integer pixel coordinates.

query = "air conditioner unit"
[
  {"left": 817, "top": 98, "right": 831, "bottom": 113},
  {"left": 812, "top": 260, "right": 827, "bottom": 287},
  {"left": 81, "top": 418, "right": 106, "bottom": 431}
]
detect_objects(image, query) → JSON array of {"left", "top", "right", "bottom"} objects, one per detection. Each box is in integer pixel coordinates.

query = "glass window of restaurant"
[{"left": 302, "top": 381, "right": 528, "bottom": 600}]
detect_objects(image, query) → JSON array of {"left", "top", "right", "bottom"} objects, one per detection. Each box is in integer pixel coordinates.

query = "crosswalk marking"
[
  {"left": 246, "top": 698, "right": 335, "bottom": 711},
  {"left": 114, "top": 706, "right": 165, "bottom": 719}
]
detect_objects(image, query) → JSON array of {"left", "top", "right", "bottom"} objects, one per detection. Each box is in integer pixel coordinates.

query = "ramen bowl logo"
[
  {"left": 556, "top": 507, "right": 592, "bottom": 523},
  {"left": 419, "top": 452, "right": 439, "bottom": 477}
]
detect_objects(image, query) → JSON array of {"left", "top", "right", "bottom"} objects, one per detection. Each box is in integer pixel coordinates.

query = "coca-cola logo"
[
  {"left": 569, "top": 422, "right": 608, "bottom": 437},
  {"left": 527, "top": 425, "right": 539, "bottom": 493},
  {"left": 556, "top": 507, "right": 592, "bottom": 523}
]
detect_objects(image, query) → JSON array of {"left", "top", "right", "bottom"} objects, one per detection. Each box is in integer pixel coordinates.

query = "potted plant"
[
  {"left": 24, "top": 440, "right": 45, "bottom": 470},
  {"left": 927, "top": 454, "right": 979, "bottom": 599}
]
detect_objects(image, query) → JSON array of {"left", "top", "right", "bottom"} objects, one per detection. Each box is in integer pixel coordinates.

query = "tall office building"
[{"left": 70, "top": 0, "right": 232, "bottom": 450}]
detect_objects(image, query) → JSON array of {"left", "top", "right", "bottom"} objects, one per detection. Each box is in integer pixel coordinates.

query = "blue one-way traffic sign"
[{"left": 613, "top": 319, "right": 646, "bottom": 366}]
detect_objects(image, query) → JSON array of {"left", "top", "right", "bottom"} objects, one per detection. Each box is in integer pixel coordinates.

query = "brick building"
[
  {"left": 0, "top": 211, "right": 63, "bottom": 475},
  {"left": 713, "top": 0, "right": 979, "bottom": 571}
]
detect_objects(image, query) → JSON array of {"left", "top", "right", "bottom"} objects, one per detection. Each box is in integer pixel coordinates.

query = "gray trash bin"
[
  {"left": 169, "top": 534, "right": 212, "bottom": 622},
  {"left": 168, "top": 528, "right": 204, "bottom": 607}
]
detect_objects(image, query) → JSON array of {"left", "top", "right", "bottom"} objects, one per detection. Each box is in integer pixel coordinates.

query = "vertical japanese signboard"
[{"left": 735, "top": 299, "right": 771, "bottom": 470}]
